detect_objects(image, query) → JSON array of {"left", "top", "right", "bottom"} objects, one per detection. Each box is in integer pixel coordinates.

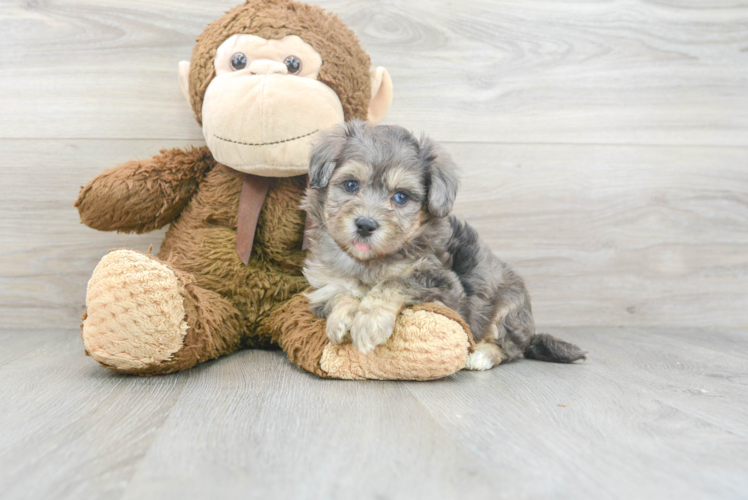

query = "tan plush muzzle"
[{"left": 201, "top": 61, "right": 344, "bottom": 177}]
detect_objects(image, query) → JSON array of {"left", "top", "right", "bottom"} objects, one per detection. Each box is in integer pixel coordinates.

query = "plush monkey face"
[
  {"left": 178, "top": 0, "right": 393, "bottom": 177},
  {"left": 199, "top": 34, "right": 344, "bottom": 176}
]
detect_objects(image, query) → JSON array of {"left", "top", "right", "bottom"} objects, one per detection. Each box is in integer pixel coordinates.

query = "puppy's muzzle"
[{"left": 355, "top": 217, "right": 379, "bottom": 237}]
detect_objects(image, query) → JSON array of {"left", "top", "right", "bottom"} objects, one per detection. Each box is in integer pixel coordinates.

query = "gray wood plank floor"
[
  {"left": 2, "top": 0, "right": 748, "bottom": 498},
  {"left": 1, "top": 327, "right": 747, "bottom": 500}
]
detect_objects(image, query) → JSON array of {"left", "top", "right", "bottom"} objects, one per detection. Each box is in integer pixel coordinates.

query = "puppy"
[{"left": 302, "top": 121, "right": 585, "bottom": 369}]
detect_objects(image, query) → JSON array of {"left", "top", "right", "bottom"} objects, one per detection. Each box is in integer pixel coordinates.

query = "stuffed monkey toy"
[{"left": 75, "top": 0, "right": 474, "bottom": 379}]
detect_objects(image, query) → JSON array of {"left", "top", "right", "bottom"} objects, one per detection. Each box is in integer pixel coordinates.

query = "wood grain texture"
[
  {"left": 1, "top": 1, "right": 748, "bottom": 498},
  {"left": 1, "top": 327, "right": 747, "bottom": 500},
  {"left": 0, "top": 139, "right": 174, "bottom": 329},
  {"left": 1, "top": 0, "right": 747, "bottom": 144},
  {"left": 0, "top": 329, "right": 187, "bottom": 499},
  {"left": 447, "top": 142, "right": 748, "bottom": 329},
  {"left": 0, "top": 1, "right": 746, "bottom": 328},
  {"left": 405, "top": 327, "right": 748, "bottom": 500},
  {"left": 1, "top": 138, "right": 745, "bottom": 329}
]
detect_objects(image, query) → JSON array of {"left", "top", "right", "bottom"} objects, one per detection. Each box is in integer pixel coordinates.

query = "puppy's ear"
[
  {"left": 419, "top": 136, "right": 459, "bottom": 217},
  {"left": 309, "top": 120, "right": 367, "bottom": 189},
  {"left": 309, "top": 130, "right": 344, "bottom": 189}
]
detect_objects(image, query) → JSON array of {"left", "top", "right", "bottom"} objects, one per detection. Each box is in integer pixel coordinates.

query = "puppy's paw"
[
  {"left": 350, "top": 307, "right": 397, "bottom": 354},
  {"left": 326, "top": 310, "right": 353, "bottom": 344},
  {"left": 325, "top": 295, "right": 360, "bottom": 344},
  {"left": 465, "top": 342, "right": 507, "bottom": 371}
]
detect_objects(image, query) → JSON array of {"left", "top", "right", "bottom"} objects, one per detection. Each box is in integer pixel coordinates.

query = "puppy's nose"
[{"left": 355, "top": 217, "right": 379, "bottom": 237}]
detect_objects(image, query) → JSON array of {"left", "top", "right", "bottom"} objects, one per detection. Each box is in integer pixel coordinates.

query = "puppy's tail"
[{"left": 524, "top": 333, "right": 587, "bottom": 363}]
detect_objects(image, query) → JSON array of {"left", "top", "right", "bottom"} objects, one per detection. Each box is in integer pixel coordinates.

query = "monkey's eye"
[
  {"left": 231, "top": 53, "right": 248, "bottom": 70},
  {"left": 283, "top": 55, "right": 302, "bottom": 74},
  {"left": 343, "top": 180, "right": 359, "bottom": 193},
  {"left": 393, "top": 192, "right": 409, "bottom": 205}
]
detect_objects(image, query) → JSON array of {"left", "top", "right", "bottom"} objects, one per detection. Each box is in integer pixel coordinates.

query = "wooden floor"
[
  {"left": 2, "top": 0, "right": 748, "bottom": 498},
  {"left": 1, "top": 327, "right": 747, "bottom": 499}
]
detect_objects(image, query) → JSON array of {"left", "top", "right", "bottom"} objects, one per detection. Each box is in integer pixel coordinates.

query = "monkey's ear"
[
  {"left": 308, "top": 126, "right": 348, "bottom": 189},
  {"left": 368, "top": 67, "right": 393, "bottom": 125},
  {"left": 420, "top": 137, "right": 460, "bottom": 217},
  {"left": 178, "top": 61, "right": 191, "bottom": 103}
]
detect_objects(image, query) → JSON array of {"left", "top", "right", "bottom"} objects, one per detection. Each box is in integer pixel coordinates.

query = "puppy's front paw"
[
  {"left": 350, "top": 308, "right": 397, "bottom": 354},
  {"left": 325, "top": 295, "right": 360, "bottom": 344},
  {"left": 326, "top": 309, "right": 353, "bottom": 344}
]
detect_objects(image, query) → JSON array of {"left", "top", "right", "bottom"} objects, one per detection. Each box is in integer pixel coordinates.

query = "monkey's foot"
[
  {"left": 275, "top": 296, "right": 475, "bottom": 381},
  {"left": 81, "top": 249, "right": 190, "bottom": 373}
]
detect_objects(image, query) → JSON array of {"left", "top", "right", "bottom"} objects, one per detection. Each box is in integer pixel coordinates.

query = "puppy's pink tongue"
[{"left": 354, "top": 242, "right": 371, "bottom": 252}]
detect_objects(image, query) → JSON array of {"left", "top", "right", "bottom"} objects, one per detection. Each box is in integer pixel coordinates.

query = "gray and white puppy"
[{"left": 302, "top": 121, "right": 585, "bottom": 369}]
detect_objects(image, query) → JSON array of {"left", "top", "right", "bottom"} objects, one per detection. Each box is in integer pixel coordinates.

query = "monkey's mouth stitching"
[{"left": 214, "top": 130, "right": 319, "bottom": 147}]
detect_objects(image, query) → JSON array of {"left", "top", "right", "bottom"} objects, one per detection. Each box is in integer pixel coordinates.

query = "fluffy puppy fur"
[{"left": 302, "top": 121, "right": 585, "bottom": 368}]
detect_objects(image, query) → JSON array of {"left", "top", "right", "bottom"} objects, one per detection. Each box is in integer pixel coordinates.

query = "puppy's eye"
[
  {"left": 393, "top": 192, "right": 409, "bottom": 205},
  {"left": 283, "top": 55, "right": 302, "bottom": 74},
  {"left": 231, "top": 53, "right": 248, "bottom": 70},
  {"left": 343, "top": 180, "right": 359, "bottom": 193}
]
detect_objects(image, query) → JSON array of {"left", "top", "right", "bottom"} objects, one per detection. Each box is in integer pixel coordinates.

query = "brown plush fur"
[
  {"left": 154, "top": 257, "right": 245, "bottom": 374},
  {"left": 266, "top": 292, "right": 333, "bottom": 378},
  {"left": 74, "top": 146, "right": 214, "bottom": 234},
  {"left": 77, "top": 146, "right": 309, "bottom": 374},
  {"left": 76, "top": 0, "right": 471, "bottom": 378},
  {"left": 78, "top": 0, "right": 363, "bottom": 374},
  {"left": 157, "top": 165, "right": 309, "bottom": 350},
  {"left": 188, "top": 0, "right": 371, "bottom": 124}
]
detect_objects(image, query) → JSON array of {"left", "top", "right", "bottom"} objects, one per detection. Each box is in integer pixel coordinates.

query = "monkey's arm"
[{"left": 75, "top": 146, "right": 214, "bottom": 233}]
